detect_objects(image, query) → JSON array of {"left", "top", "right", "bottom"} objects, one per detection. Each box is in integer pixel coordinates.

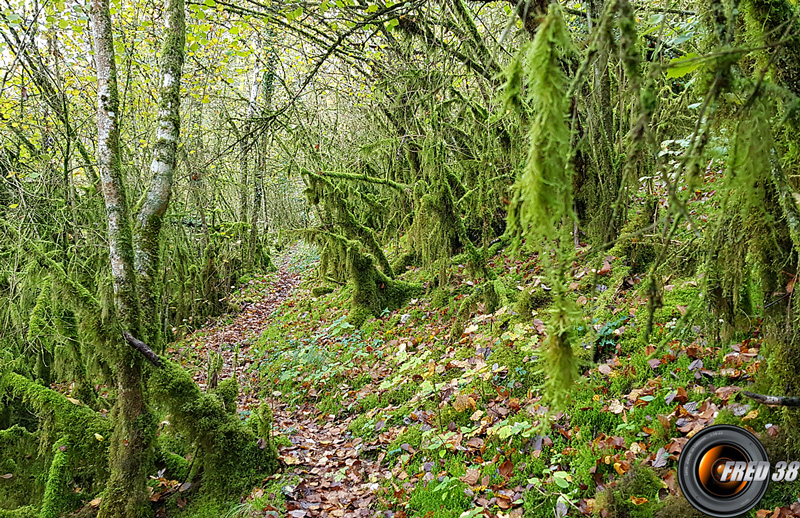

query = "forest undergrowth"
[{"left": 153, "top": 172, "right": 800, "bottom": 518}]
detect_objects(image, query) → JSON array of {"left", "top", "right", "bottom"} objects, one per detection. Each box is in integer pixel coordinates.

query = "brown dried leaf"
[
  {"left": 499, "top": 458, "right": 514, "bottom": 478},
  {"left": 460, "top": 468, "right": 480, "bottom": 486}
]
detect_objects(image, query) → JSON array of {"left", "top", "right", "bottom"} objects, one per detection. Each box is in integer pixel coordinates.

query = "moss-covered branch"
[
  {"left": 317, "top": 169, "right": 410, "bottom": 192},
  {"left": 39, "top": 438, "right": 71, "bottom": 518},
  {"left": 303, "top": 170, "right": 395, "bottom": 277},
  {"left": 148, "top": 361, "right": 278, "bottom": 499}
]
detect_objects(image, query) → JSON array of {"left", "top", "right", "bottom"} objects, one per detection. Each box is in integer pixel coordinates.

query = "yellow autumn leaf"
[
  {"left": 453, "top": 394, "right": 475, "bottom": 412},
  {"left": 94, "top": 433, "right": 104, "bottom": 441},
  {"left": 630, "top": 496, "right": 648, "bottom": 505},
  {"left": 9, "top": 204, "right": 18, "bottom": 209},
  {"left": 742, "top": 410, "right": 759, "bottom": 421}
]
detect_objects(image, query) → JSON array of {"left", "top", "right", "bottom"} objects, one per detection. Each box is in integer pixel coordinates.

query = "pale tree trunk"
[
  {"left": 249, "top": 36, "right": 278, "bottom": 267},
  {"left": 89, "top": 0, "right": 151, "bottom": 516},
  {"left": 134, "top": 0, "right": 185, "bottom": 346},
  {"left": 240, "top": 63, "right": 261, "bottom": 224}
]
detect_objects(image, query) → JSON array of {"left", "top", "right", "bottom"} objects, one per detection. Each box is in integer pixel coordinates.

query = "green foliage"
[
  {"left": 0, "top": 425, "right": 45, "bottom": 511},
  {"left": 149, "top": 361, "right": 279, "bottom": 500},
  {"left": 594, "top": 465, "right": 664, "bottom": 518}
]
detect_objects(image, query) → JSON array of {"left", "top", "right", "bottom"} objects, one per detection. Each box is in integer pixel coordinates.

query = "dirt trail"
[
  {"left": 178, "top": 246, "right": 383, "bottom": 517},
  {"left": 181, "top": 250, "right": 301, "bottom": 410},
  {"left": 275, "top": 408, "right": 384, "bottom": 517}
]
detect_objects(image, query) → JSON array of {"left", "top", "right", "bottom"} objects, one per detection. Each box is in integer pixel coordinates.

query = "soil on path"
[{"left": 176, "top": 247, "right": 383, "bottom": 517}]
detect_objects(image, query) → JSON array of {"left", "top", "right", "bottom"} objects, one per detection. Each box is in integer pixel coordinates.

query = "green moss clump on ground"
[
  {"left": 515, "top": 287, "right": 552, "bottom": 320},
  {"left": 652, "top": 496, "right": 705, "bottom": 518},
  {"left": 387, "top": 425, "right": 423, "bottom": 453},
  {"left": 407, "top": 475, "right": 471, "bottom": 518},
  {"left": 149, "top": 361, "right": 279, "bottom": 501},
  {"left": 311, "top": 286, "right": 334, "bottom": 297},
  {"left": 594, "top": 465, "right": 664, "bottom": 518}
]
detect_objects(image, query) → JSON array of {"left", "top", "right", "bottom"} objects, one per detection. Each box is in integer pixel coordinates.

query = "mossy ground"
[
  {"left": 0, "top": 190, "right": 790, "bottom": 517},
  {"left": 233, "top": 205, "right": 784, "bottom": 518}
]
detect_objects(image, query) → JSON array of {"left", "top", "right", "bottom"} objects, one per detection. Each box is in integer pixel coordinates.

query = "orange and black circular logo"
[{"left": 678, "top": 425, "right": 770, "bottom": 517}]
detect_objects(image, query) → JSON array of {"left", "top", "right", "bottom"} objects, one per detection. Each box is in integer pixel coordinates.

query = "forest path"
[
  {"left": 177, "top": 245, "right": 382, "bottom": 517},
  {"left": 179, "top": 247, "right": 301, "bottom": 410}
]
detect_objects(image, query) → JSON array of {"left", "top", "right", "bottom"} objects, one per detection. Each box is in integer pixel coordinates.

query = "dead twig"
[{"left": 122, "top": 331, "right": 162, "bottom": 367}]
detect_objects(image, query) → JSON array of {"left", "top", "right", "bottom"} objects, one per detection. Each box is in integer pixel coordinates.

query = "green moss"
[
  {"left": 0, "top": 507, "right": 37, "bottom": 518},
  {"left": 219, "top": 474, "right": 301, "bottom": 518},
  {"left": 347, "top": 413, "right": 377, "bottom": 439},
  {"left": 607, "top": 197, "right": 658, "bottom": 274},
  {"left": 346, "top": 242, "right": 422, "bottom": 326},
  {"left": 652, "top": 496, "right": 705, "bottom": 518},
  {"left": 390, "top": 250, "right": 418, "bottom": 273},
  {"left": 0, "top": 372, "right": 111, "bottom": 510},
  {"left": 569, "top": 404, "right": 622, "bottom": 438},
  {"left": 485, "top": 341, "right": 539, "bottom": 391},
  {"left": 40, "top": 437, "right": 77, "bottom": 518},
  {"left": 430, "top": 288, "right": 450, "bottom": 308},
  {"left": 311, "top": 286, "right": 334, "bottom": 297},
  {"left": 272, "top": 434, "right": 292, "bottom": 449},
  {"left": 594, "top": 465, "right": 664, "bottom": 518},
  {"left": 211, "top": 378, "right": 238, "bottom": 415},
  {"left": 387, "top": 383, "right": 416, "bottom": 406},
  {"left": 407, "top": 475, "right": 471, "bottom": 518},
  {"left": 515, "top": 287, "right": 552, "bottom": 320},
  {"left": 387, "top": 425, "right": 423, "bottom": 453},
  {"left": 158, "top": 449, "right": 190, "bottom": 481},
  {"left": 149, "top": 361, "right": 279, "bottom": 501},
  {"left": 0, "top": 425, "right": 45, "bottom": 510}
]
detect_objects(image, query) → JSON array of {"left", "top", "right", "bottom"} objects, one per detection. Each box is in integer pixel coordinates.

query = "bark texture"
[
  {"left": 90, "top": 1, "right": 152, "bottom": 516},
  {"left": 134, "top": 0, "right": 186, "bottom": 346}
]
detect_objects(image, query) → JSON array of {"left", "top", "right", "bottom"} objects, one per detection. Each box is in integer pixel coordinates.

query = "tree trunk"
[
  {"left": 240, "top": 62, "right": 260, "bottom": 225},
  {"left": 249, "top": 36, "right": 278, "bottom": 268},
  {"left": 133, "top": 0, "right": 186, "bottom": 347},
  {"left": 89, "top": 1, "right": 152, "bottom": 516}
]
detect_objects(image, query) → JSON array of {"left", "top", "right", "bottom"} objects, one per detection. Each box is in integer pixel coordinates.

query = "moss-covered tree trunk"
[
  {"left": 249, "top": 35, "right": 278, "bottom": 269},
  {"left": 133, "top": 0, "right": 185, "bottom": 347},
  {"left": 90, "top": 1, "right": 153, "bottom": 516}
]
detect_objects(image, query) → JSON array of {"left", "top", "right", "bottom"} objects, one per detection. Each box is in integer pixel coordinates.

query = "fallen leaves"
[{"left": 498, "top": 458, "right": 514, "bottom": 479}]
